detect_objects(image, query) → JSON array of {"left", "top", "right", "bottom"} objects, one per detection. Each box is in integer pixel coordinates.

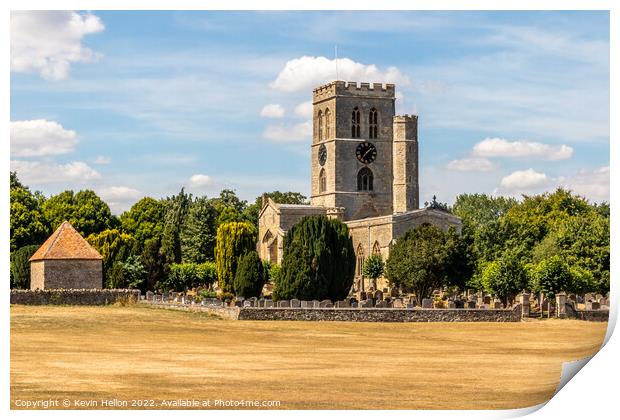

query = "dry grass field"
[{"left": 11, "top": 305, "right": 607, "bottom": 410}]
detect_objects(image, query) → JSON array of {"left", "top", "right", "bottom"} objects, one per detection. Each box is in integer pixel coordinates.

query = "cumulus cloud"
[
  {"left": 561, "top": 166, "right": 610, "bottom": 203},
  {"left": 270, "top": 56, "right": 410, "bottom": 92},
  {"left": 263, "top": 121, "right": 312, "bottom": 143},
  {"left": 11, "top": 119, "right": 78, "bottom": 157},
  {"left": 446, "top": 157, "right": 497, "bottom": 172},
  {"left": 500, "top": 168, "right": 548, "bottom": 189},
  {"left": 260, "top": 104, "right": 285, "bottom": 118},
  {"left": 473, "top": 137, "right": 573, "bottom": 161},
  {"left": 98, "top": 186, "right": 142, "bottom": 214},
  {"left": 189, "top": 174, "right": 213, "bottom": 188},
  {"left": 10, "top": 160, "right": 101, "bottom": 184},
  {"left": 294, "top": 101, "right": 313, "bottom": 118},
  {"left": 11, "top": 11, "right": 104, "bottom": 80}
]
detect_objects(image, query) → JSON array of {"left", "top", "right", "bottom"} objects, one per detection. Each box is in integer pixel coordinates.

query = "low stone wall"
[
  {"left": 564, "top": 300, "right": 609, "bottom": 322},
  {"left": 140, "top": 300, "right": 521, "bottom": 322},
  {"left": 236, "top": 306, "right": 522, "bottom": 322},
  {"left": 10, "top": 289, "right": 141, "bottom": 305}
]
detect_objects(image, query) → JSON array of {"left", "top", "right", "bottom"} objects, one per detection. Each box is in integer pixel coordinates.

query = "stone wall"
[
  {"left": 564, "top": 300, "right": 609, "bottom": 322},
  {"left": 11, "top": 289, "right": 140, "bottom": 305},
  {"left": 31, "top": 259, "right": 102, "bottom": 290}
]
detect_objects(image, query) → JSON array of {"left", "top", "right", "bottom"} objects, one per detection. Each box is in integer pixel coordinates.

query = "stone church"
[{"left": 258, "top": 81, "right": 461, "bottom": 292}]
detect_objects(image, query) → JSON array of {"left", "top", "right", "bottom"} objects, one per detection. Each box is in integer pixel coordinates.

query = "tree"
[
  {"left": 529, "top": 255, "right": 573, "bottom": 299},
  {"left": 141, "top": 237, "right": 168, "bottom": 292},
  {"left": 156, "top": 262, "right": 217, "bottom": 292},
  {"left": 113, "top": 256, "right": 147, "bottom": 289},
  {"left": 385, "top": 224, "right": 457, "bottom": 302},
  {"left": 160, "top": 188, "right": 191, "bottom": 264},
  {"left": 181, "top": 197, "right": 218, "bottom": 263},
  {"left": 10, "top": 244, "right": 40, "bottom": 289},
  {"left": 214, "top": 221, "right": 256, "bottom": 293},
  {"left": 87, "top": 229, "right": 136, "bottom": 288},
  {"left": 10, "top": 171, "right": 25, "bottom": 189},
  {"left": 275, "top": 216, "right": 355, "bottom": 301},
  {"left": 42, "top": 190, "right": 116, "bottom": 237},
  {"left": 478, "top": 252, "right": 528, "bottom": 306},
  {"left": 362, "top": 254, "right": 384, "bottom": 289},
  {"left": 119, "top": 197, "right": 166, "bottom": 247},
  {"left": 10, "top": 186, "right": 49, "bottom": 252},
  {"left": 234, "top": 251, "right": 266, "bottom": 298}
]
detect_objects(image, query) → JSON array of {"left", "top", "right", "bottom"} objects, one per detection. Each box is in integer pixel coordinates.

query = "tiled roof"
[{"left": 29, "top": 221, "right": 103, "bottom": 261}]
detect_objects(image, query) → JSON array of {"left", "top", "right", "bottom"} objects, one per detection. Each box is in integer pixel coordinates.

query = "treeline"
[
  {"left": 9, "top": 171, "right": 306, "bottom": 292},
  {"left": 385, "top": 190, "right": 609, "bottom": 304}
]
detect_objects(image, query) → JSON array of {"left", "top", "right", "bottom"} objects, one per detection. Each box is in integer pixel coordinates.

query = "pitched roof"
[{"left": 29, "top": 221, "right": 103, "bottom": 261}]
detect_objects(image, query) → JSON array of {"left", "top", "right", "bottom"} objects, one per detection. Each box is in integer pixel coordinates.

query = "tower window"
[
  {"left": 319, "top": 168, "right": 326, "bottom": 193},
  {"left": 324, "top": 108, "right": 331, "bottom": 138},
  {"left": 357, "top": 167, "right": 374, "bottom": 191},
  {"left": 369, "top": 108, "right": 378, "bottom": 139},
  {"left": 351, "top": 107, "right": 361, "bottom": 138},
  {"left": 317, "top": 110, "right": 323, "bottom": 141}
]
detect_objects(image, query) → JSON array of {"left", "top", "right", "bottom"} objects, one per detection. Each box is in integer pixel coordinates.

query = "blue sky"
[{"left": 10, "top": 11, "right": 609, "bottom": 213}]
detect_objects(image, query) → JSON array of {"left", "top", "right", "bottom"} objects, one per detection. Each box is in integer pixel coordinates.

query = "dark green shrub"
[
  {"left": 10, "top": 244, "right": 40, "bottom": 289},
  {"left": 275, "top": 216, "right": 355, "bottom": 301},
  {"left": 233, "top": 251, "right": 265, "bottom": 298}
]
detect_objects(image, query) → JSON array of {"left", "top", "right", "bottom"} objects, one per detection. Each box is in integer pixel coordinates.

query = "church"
[{"left": 257, "top": 81, "right": 461, "bottom": 292}]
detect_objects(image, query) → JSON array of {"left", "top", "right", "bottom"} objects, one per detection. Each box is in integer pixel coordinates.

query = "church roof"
[{"left": 29, "top": 221, "right": 103, "bottom": 261}]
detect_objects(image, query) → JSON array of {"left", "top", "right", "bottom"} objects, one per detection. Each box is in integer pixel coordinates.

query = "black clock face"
[
  {"left": 356, "top": 142, "right": 377, "bottom": 164},
  {"left": 318, "top": 144, "right": 327, "bottom": 166}
]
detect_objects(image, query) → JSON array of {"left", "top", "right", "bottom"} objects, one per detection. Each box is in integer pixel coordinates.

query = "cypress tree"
[
  {"left": 234, "top": 251, "right": 265, "bottom": 298},
  {"left": 215, "top": 221, "right": 256, "bottom": 293}
]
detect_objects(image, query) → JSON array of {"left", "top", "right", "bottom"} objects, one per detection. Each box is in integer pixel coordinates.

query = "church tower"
[
  {"left": 392, "top": 115, "right": 419, "bottom": 212},
  {"left": 310, "top": 81, "right": 396, "bottom": 220}
]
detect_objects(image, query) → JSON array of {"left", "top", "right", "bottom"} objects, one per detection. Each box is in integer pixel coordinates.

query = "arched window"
[
  {"left": 317, "top": 110, "right": 323, "bottom": 141},
  {"left": 324, "top": 108, "right": 331, "bottom": 138},
  {"left": 356, "top": 244, "right": 365, "bottom": 276},
  {"left": 369, "top": 108, "right": 378, "bottom": 139},
  {"left": 372, "top": 241, "right": 381, "bottom": 256},
  {"left": 319, "top": 168, "right": 326, "bottom": 193},
  {"left": 351, "top": 107, "right": 361, "bottom": 138},
  {"left": 357, "top": 167, "right": 374, "bottom": 191}
]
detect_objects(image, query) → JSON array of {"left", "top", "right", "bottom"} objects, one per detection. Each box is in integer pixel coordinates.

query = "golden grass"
[{"left": 10, "top": 305, "right": 607, "bottom": 410}]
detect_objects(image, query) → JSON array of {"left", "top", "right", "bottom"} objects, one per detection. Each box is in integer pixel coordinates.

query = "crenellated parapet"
[{"left": 313, "top": 80, "right": 395, "bottom": 103}]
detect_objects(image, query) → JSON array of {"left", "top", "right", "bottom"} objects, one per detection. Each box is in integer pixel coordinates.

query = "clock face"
[
  {"left": 318, "top": 144, "right": 327, "bottom": 166},
  {"left": 356, "top": 141, "right": 377, "bottom": 164}
]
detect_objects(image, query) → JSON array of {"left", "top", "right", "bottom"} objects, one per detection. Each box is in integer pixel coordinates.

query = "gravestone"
[
  {"left": 312, "top": 300, "right": 320, "bottom": 308},
  {"left": 243, "top": 300, "right": 253, "bottom": 307},
  {"left": 392, "top": 298, "right": 404, "bottom": 308},
  {"left": 483, "top": 296, "right": 491, "bottom": 305},
  {"left": 146, "top": 291, "right": 154, "bottom": 301},
  {"left": 319, "top": 300, "right": 333, "bottom": 308},
  {"left": 422, "top": 298, "right": 433, "bottom": 309},
  {"left": 290, "top": 299, "right": 301, "bottom": 308},
  {"left": 300, "top": 300, "right": 313, "bottom": 308},
  {"left": 586, "top": 301, "right": 600, "bottom": 310},
  {"left": 264, "top": 299, "right": 274, "bottom": 308},
  {"left": 375, "top": 290, "right": 384, "bottom": 301},
  {"left": 600, "top": 298, "right": 608, "bottom": 307},
  {"left": 335, "top": 300, "right": 349, "bottom": 308},
  {"left": 351, "top": 302, "right": 358, "bottom": 308},
  {"left": 277, "top": 300, "right": 290, "bottom": 308},
  {"left": 361, "top": 300, "right": 373, "bottom": 308},
  {"left": 375, "top": 300, "right": 387, "bottom": 308},
  {"left": 467, "top": 301, "right": 476, "bottom": 309},
  {"left": 257, "top": 298, "right": 265, "bottom": 308}
]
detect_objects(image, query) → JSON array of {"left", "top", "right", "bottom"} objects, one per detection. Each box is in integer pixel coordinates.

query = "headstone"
[
  {"left": 406, "top": 303, "right": 415, "bottom": 309},
  {"left": 585, "top": 293, "right": 593, "bottom": 302},
  {"left": 335, "top": 300, "right": 349, "bottom": 308},
  {"left": 556, "top": 292, "right": 567, "bottom": 318},
  {"left": 422, "top": 298, "right": 433, "bottom": 309},
  {"left": 257, "top": 299, "right": 265, "bottom": 308},
  {"left": 361, "top": 299, "right": 373, "bottom": 308},
  {"left": 264, "top": 299, "right": 274, "bottom": 308},
  {"left": 600, "top": 298, "right": 608, "bottom": 307},
  {"left": 312, "top": 300, "right": 320, "bottom": 308},
  {"left": 596, "top": 294, "right": 603, "bottom": 301},
  {"left": 483, "top": 296, "right": 491, "bottom": 305},
  {"left": 375, "top": 300, "right": 387, "bottom": 308},
  {"left": 146, "top": 291, "right": 154, "bottom": 301},
  {"left": 300, "top": 300, "right": 313, "bottom": 308},
  {"left": 586, "top": 301, "right": 600, "bottom": 310},
  {"left": 448, "top": 301, "right": 456, "bottom": 309},
  {"left": 408, "top": 296, "right": 417, "bottom": 306},
  {"left": 351, "top": 302, "right": 358, "bottom": 308},
  {"left": 467, "top": 301, "right": 476, "bottom": 309},
  {"left": 277, "top": 300, "right": 290, "bottom": 308},
  {"left": 290, "top": 299, "right": 301, "bottom": 308},
  {"left": 319, "top": 300, "right": 333, "bottom": 308},
  {"left": 392, "top": 298, "right": 404, "bottom": 308},
  {"left": 374, "top": 290, "right": 384, "bottom": 301},
  {"left": 243, "top": 300, "right": 253, "bottom": 307}
]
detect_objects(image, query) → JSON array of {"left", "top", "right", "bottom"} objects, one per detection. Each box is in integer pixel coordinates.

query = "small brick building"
[{"left": 29, "top": 221, "right": 103, "bottom": 290}]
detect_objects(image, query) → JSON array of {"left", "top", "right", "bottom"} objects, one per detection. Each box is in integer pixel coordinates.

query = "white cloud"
[
  {"left": 93, "top": 155, "right": 111, "bottom": 164},
  {"left": 10, "top": 160, "right": 101, "bottom": 184},
  {"left": 263, "top": 121, "right": 312, "bottom": 143},
  {"left": 188, "top": 174, "right": 213, "bottom": 188},
  {"left": 11, "top": 11, "right": 104, "bottom": 80},
  {"left": 473, "top": 137, "right": 573, "bottom": 161},
  {"left": 11, "top": 119, "right": 78, "bottom": 157},
  {"left": 270, "top": 56, "right": 410, "bottom": 92},
  {"left": 500, "top": 168, "right": 548, "bottom": 189},
  {"left": 294, "top": 101, "right": 313, "bottom": 118},
  {"left": 98, "top": 186, "right": 142, "bottom": 214},
  {"left": 260, "top": 104, "right": 285, "bottom": 118},
  {"left": 561, "top": 166, "right": 610, "bottom": 203},
  {"left": 446, "top": 157, "right": 497, "bottom": 172}
]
